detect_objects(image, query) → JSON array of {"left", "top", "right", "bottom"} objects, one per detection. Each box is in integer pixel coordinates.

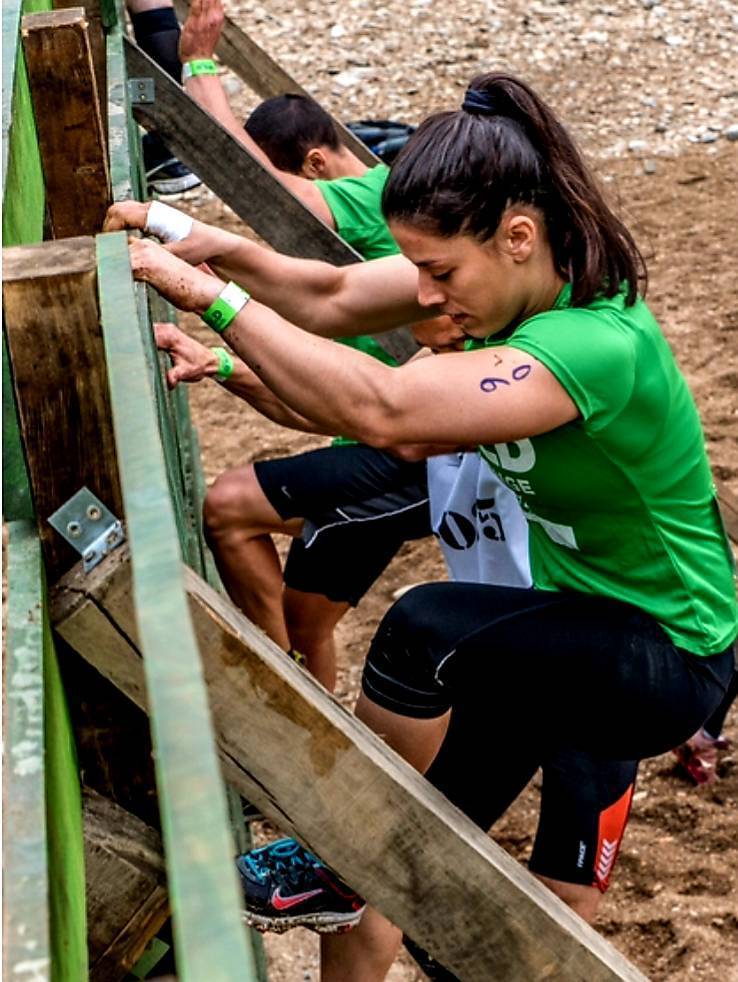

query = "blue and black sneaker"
[{"left": 236, "top": 838, "right": 365, "bottom": 934}]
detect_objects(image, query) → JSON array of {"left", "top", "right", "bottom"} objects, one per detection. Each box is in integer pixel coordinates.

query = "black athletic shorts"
[
  {"left": 253, "top": 444, "right": 431, "bottom": 606},
  {"left": 362, "top": 582, "right": 735, "bottom": 890}
]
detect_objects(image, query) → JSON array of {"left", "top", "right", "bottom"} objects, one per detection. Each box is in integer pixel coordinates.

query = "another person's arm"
[
  {"left": 104, "top": 202, "right": 429, "bottom": 335},
  {"left": 155, "top": 322, "right": 333, "bottom": 434},
  {"left": 131, "top": 238, "right": 579, "bottom": 447},
  {"left": 179, "top": 0, "right": 333, "bottom": 224}
]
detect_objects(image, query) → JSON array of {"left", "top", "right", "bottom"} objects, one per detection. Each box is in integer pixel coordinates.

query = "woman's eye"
[{"left": 432, "top": 269, "right": 452, "bottom": 282}]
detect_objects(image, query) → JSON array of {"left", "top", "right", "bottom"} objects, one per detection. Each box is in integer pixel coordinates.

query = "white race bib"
[{"left": 428, "top": 452, "right": 531, "bottom": 587}]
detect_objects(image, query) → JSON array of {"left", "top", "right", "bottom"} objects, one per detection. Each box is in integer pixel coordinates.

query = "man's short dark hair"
[{"left": 245, "top": 94, "right": 342, "bottom": 174}]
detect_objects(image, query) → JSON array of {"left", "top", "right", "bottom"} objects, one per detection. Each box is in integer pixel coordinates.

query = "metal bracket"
[
  {"left": 128, "top": 77, "right": 155, "bottom": 104},
  {"left": 48, "top": 487, "right": 125, "bottom": 573}
]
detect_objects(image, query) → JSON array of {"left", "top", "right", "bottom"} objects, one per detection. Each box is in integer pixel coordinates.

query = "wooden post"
[
  {"left": 84, "top": 789, "right": 169, "bottom": 982},
  {"left": 53, "top": 0, "right": 108, "bottom": 136},
  {"left": 52, "top": 547, "right": 648, "bottom": 982},
  {"left": 2, "top": 237, "right": 122, "bottom": 578},
  {"left": 21, "top": 8, "right": 111, "bottom": 238},
  {"left": 172, "top": 0, "right": 378, "bottom": 168}
]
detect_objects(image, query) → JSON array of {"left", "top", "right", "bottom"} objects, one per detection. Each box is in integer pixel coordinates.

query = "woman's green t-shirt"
[{"left": 471, "top": 285, "right": 736, "bottom": 656}]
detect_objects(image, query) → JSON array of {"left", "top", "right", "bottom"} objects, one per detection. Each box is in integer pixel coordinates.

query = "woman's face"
[{"left": 390, "top": 220, "right": 533, "bottom": 339}]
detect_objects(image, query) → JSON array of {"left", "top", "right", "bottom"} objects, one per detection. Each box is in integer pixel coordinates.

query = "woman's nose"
[{"left": 416, "top": 271, "right": 445, "bottom": 308}]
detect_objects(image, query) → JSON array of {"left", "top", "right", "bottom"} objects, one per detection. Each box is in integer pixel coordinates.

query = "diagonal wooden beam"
[
  {"left": 171, "top": 0, "right": 378, "bottom": 167},
  {"left": 52, "top": 546, "right": 647, "bottom": 982},
  {"left": 124, "top": 40, "right": 417, "bottom": 364}
]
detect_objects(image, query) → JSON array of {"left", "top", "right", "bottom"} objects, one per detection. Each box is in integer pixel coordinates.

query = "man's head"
[{"left": 245, "top": 94, "right": 348, "bottom": 179}]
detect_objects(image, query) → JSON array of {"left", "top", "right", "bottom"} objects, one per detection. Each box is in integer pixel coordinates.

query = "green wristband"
[
  {"left": 183, "top": 59, "right": 218, "bottom": 79},
  {"left": 212, "top": 346, "right": 234, "bottom": 383},
  {"left": 201, "top": 281, "right": 250, "bottom": 334}
]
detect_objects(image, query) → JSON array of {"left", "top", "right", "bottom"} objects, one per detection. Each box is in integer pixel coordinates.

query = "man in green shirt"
[{"left": 175, "top": 0, "right": 430, "bottom": 687}]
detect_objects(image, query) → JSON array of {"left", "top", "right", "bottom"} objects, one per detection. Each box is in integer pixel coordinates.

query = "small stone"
[
  {"left": 654, "top": 122, "right": 668, "bottom": 133},
  {"left": 628, "top": 139, "right": 648, "bottom": 152},
  {"left": 641, "top": 0, "right": 659, "bottom": 8},
  {"left": 643, "top": 159, "right": 657, "bottom": 174},
  {"left": 330, "top": 23, "right": 345, "bottom": 38},
  {"left": 724, "top": 124, "right": 738, "bottom": 141},
  {"left": 665, "top": 34, "right": 685, "bottom": 46},
  {"left": 700, "top": 131, "right": 719, "bottom": 143}
]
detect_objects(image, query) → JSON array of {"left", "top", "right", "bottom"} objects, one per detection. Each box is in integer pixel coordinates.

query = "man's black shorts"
[{"left": 253, "top": 444, "right": 431, "bottom": 606}]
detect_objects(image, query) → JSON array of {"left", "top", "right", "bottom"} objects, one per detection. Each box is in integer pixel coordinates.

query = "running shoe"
[
  {"left": 143, "top": 132, "right": 201, "bottom": 195},
  {"left": 672, "top": 729, "right": 730, "bottom": 785},
  {"left": 237, "top": 838, "right": 365, "bottom": 934}
]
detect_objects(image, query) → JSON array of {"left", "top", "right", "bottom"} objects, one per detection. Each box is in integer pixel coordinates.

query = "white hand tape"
[{"left": 145, "top": 201, "right": 194, "bottom": 243}]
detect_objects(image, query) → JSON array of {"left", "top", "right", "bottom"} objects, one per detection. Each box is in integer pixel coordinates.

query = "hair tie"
[{"left": 461, "top": 87, "right": 499, "bottom": 115}]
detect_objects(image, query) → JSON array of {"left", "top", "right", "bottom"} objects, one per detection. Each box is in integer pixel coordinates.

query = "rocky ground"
[{"left": 176, "top": 0, "right": 738, "bottom": 978}]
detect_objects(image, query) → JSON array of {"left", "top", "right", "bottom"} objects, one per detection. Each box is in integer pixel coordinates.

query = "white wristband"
[{"left": 145, "top": 200, "right": 194, "bottom": 243}]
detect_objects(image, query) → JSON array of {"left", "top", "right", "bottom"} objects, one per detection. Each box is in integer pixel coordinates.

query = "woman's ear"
[
  {"left": 502, "top": 212, "right": 537, "bottom": 263},
  {"left": 301, "top": 148, "right": 329, "bottom": 179}
]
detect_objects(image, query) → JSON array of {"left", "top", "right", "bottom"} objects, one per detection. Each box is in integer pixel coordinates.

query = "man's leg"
[
  {"left": 203, "top": 463, "right": 301, "bottom": 652},
  {"left": 283, "top": 588, "right": 349, "bottom": 691}
]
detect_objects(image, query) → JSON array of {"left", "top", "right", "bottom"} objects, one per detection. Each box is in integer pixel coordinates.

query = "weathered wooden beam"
[
  {"left": 2, "top": 237, "right": 123, "bottom": 578},
  {"left": 52, "top": 546, "right": 647, "bottom": 982},
  {"left": 53, "top": 0, "right": 108, "bottom": 136},
  {"left": 124, "top": 40, "right": 417, "bottom": 364},
  {"left": 84, "top": 788, "right": 169, "bottom": 982},
  {"left": 3, "top": 521, "right": 51, "bottom": 982},
  {"left": 95, "top": 231, "right": 258, "bottom": 982},
  {"left": 172, "top": 0, "right": 378, "bottom": 167},
  {"left": 21, "top": 7, "right": 111, "bottom": 238}
]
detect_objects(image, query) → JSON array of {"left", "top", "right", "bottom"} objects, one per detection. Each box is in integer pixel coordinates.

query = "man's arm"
[
  {"left": 155, "top": 322, "right": 334, "bottom": 433},
  {"left": 179, "top": 0, "right": 334, "bottom": 225}
]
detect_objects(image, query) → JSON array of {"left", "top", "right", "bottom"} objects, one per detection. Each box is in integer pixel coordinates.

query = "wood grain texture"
[
  {"left": 52, "top": 546, "right": 646, "bottom": 982},
  {"left": 2, "top": 237, "right": 123, "bottom": 578},
  {"left": 95, "top": 231, "right": 258, "bottom": 982},
  {"left": 172, "top": 0, "right": 378, "bottom": 167},
  {"left": 53, "top": 0, "right": 108, "bottom": 136},
  {"left": 84, "top": 789, "right": 169, "bottom": 982},
  {"left": 3, "top": 521, "right": 51, "bottom": 982},
  {"left": 21, "top": 7, "right": 111, "bottom": 237},
  {"left": 124, "top": 40, "right": 417, "bottom": 364}
]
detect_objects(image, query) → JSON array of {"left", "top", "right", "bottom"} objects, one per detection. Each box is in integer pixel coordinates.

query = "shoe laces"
[{"left": 241, "top": 838, "right": 320, "bottom": 884}]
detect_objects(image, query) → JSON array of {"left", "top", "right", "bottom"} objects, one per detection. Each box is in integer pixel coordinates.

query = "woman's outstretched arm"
[{"left": 131, "top": 239, "right": 578, "bottom": 448}]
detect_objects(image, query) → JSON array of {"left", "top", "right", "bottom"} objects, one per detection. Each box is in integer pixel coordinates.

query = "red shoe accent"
[{"left": 593, "top": 783, "right": 634, "bottom": 892}]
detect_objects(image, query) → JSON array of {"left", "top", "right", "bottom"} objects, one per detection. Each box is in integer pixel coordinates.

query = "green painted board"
[
  {"left": 3, "top": 521, "right": 87, "bottom": 982},
  {"left": 3, "top": 520, "right": 51, "bottom": 981},
  {"left": 44, "top": 594, "right": 88, "bottom": 982},
  {"left": 96, "top": 230, "right": 257, "bottom": 981}
]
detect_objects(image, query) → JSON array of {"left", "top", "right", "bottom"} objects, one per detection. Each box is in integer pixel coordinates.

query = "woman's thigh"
[{"left": 363, "top": 582, "right": 734, "bottom": 760}]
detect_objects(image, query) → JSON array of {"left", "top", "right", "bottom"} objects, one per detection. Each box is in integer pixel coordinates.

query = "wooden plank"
[
  {"left": 3, "top": 520, "right": 51, "bottom": 982},
  {"left": 172, "top": 0, "right": 378, "bottom": 167},
  {"left": 107, "top": 9, "right": 144, "bottom": 203},
  {"left": 21, "top": 7, "right": 111, "bottom": 238},
  {"left": 53, "top": 0, "right": 108, "bottom": 136},
  {"left": 124, "top": 40, "right": 417, "bottom": 363},
  {"left": 2, "top": 237, "right": 123, "bottom": 578},
  {"left": 84, "top": 789, "right": 169, "bottom": 982},
  {"left": 52, "top": 546, "right": 647, "bottom": 982},
  {"left": 95, "top": 230, "right": 258, "bottom": 982}
]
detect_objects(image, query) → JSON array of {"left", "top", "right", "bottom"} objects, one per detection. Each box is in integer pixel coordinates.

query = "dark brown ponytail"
[{"left": 383, "top": 73, "right": 646, "bottom": 306}]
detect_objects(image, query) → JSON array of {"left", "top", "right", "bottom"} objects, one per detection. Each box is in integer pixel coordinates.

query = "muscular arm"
[
  {"left": 133, "top": 240, "right": 579, "bottom": 447},
  {"left": 104, "top": 202, "right": 431, "bottom": 335},
  {"left": 155, "top": 322, "right": 333, "bottom": 434},
  {"left": 179, "top": 0, "right": 333, "bottom": 225}
]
